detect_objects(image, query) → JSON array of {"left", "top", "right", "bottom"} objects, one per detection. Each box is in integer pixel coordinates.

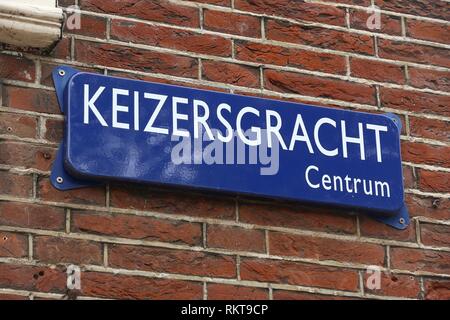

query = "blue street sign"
[{"left": 51, "top": 66, "right": 409, "bottom": 229}]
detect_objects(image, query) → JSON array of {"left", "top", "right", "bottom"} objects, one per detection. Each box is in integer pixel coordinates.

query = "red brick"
[
  {"left": 269, "top": 232, "right": 385, "bottom": 265},
  {"left": 0, "top": 113, "right": 37, "bottom": 139},
  {"left": 64, "top": 14, "right": 107, "bottom": 38},
  {"left": 379, "top": 38, "right": 450, "bottom": 68},
  {"left": 264, "top": 69, "right": 376, "bottom": 105},
  {"left": 273, "top": 290, "right": 355, "bottom": 300},
  {"left": 207, "top": 284, "right": 269, "bottom": 300},
  {"left": 38, "top": 177, "right": 106, "bottom": 206},
  {"left": 0, "top": 141, "right": 56, "bottom": 171},
  {"left": 417, "top": 169, "right": 450, "bottom": 193},
  {"left": 267, "top": 19, "right": 374, "bottom": 55},
  {"left": 0, "top": 293, "right": 28, "bottom": 300},
  {"left": 207, "top": 225, "right": 265, "bottom": 253},
  {"left": 0, "top": 232, "right": 28, "bottom": 258},
  {"left": 110, "top": 184, "right": 235, "bottom": 220},
  {"left": 403, "top": 165, "right": 416, "bottom": 189},
  {"left": 363, "top": 272, "right": 420, "bottom": 298},
  {"left": 235, "top": 0, "right": 346, "bottom": 26},
  {"left": 407, "top": 19, "right": 450, "bottom": 44},
  {"left": 381, "top": 87, "right": 450, "bottom": 117},
  {"left": 350, "top": 57, "right": 405, "bottom": 84},
  {"left": 185, "top": 0, "right": 231, "bottom": 6},
  {"left": 408, "top": 68, "right": 450, "bottom": 92},
  {"left": 40, "top": 62, "right": 104, "bottom": 87},
  {"left": 72, "top": 210, "right": 202, "bottom": 246},
  {"left": 34, "top": 236, "right": 102, "bottom": 265},
  {"left": 204, "top": 9, "right": 261, "bottom": 38},
  {"left": 0, "top": 53, "right": 35, "bottom": 82},
  {"left": 350, "top": 9, "right": 402, "bottom": 36},
  {"left": 2, "top": 86, "right": 60, "bottom": 114},
  {"left": 239, "top": 202, "right": 356, "bottom": 235},
  {"left": 240, "top": 257, "right": 359, "bottom": 291},
  {"left": 375, "top": 0, "right": 450, "bottom": 21},
  {"left": 111, "top": 19, "right": 232, "bottom": 57},
  {"left": 43, "top": 118, "right": 64, "bottom": 143},
  {"left": 0, "top": 264, "right": 66, "bottom": 293},
  {"left": 75, "top": 40, "right": 198, "bottom": 79},
  {"left": 0, "top": 171, "right": 33, "bottom": 198},
  {"left": 359, "top": 215, "right": 416, "bottom": 242},
  {"left": 409, "top": 117, "right": 450, "bottom": 142},
  {"left": 81, "top": 271, "right": 202, "bottom": 299},
  {"left": 235, "top": 40, "right": 346, "bottom": 74},
  {"left": 323, "top": 0, "right": 370, "bottom": 5},
  {"left": 80, "top": 0, "right": 200, "bottom": 27},
  {"left": 424, "top": 279, "right": 450, "bottom": 300},
  {"left": 401, "top": 141, "right": 450, "bottom": 168},
  {"left": 202, "top": 60, "right": 260, "bottom": 88},
  {"left": 0, "top": 202, "right": 65, "bottom": 231},
  {"left": 109, "top": 244, "right": 236, "bottom": 278},
  {"left": 390, "top": 247, "right": 450, "bottom": 274},
  {"left": 421, "top": 223, "right": 450, "bottom": 248},
  {"left": 406, "top": 194, "right": 450, "bottom": 221}
]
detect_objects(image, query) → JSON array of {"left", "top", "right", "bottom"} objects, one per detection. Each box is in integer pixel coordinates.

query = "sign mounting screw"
[
  {"left": 399, "top": 218, "right": 405, "bottom": 225},
  {"left": 58, "top": 69, "right": 66, "bottom": 76},
  {"left": 56, "top": 177, "right": 64, "bottom": 184}
]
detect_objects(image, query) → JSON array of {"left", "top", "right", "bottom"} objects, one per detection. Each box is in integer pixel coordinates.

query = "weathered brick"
[
  {"left": 75, "top": 40, "right": 199, "bottom": 79},
  {"left": 37, "top": 177, "right": 106, "bottom": 206},
  {"left": 406, "top": 194, "right": 450, "bottom": 221},
  {"left": 375, "top": 0, "right": 450, "bottom": 21},
  {"left": 267, "top": 19, "right": 374, "bottom": 55},
  {"left": 0, "top": 264, "right": 66, "bottom": 293},
  {"left": 409, "top": 117, "right": 450, "bottom": 142},
  {"left": 235, "top": 40, "right": 346, "bottom": 74},
  {"left": 0, "top": 293, "right": 28, "bottom": 300},
  {"left": 424, "top": 279, "right": 450, "bottom": 300},
  {"left": 350, "top": 58, "right": 405, "bottom": 84},
  {"left": 0, "top": 171, "right": 33, "bottom": 198},
  {"left": 416, "top": 169, "right": 450, "bottom": 193},
  {"left": 359, "top": 215, "right": 416, "bottom": 242},
  {"left": 273, "top": 290, "right": 355, "bottom": 300},
  {"left": 264, "top": 69, "right": 376, "bottom": 105},
  {"left": 202, "top": 60, "right": 260, "bottom": 88},
  {"left": 204, "top": 9, "right": 261, "bottom": 38},
  {"left": 239, "top": 202, "right": 356, "bottom": 235},
  {"left": 64, "top": 14, "right": 107, "bottom": 38},
  {"left": 401, "top": 141, "right": 450, "bottom": 168},
  {"left": 390, "top": 247, "right": 450, "bottom": 274},
  {"left": 185, "top": 0, "right": 231, "bottom": 6},
  {"left": 34, "top": 236, "right": 102, "bottom": 265},
  {"left": 350, "top": 9, "right": 402, "bottom": 36},
  {"left": 2, "top": 86, "right": 60, "bottom": 114},
  {"left": 240, "top": 257, "right": 359, "bottom": 291},
  {"left": 110, "top": 184, "right": 235, "bottom": 220},
  {"left": 111, "top": 20, "right": 232, "bottom": 57},
  {"left": 269, "top": 231, "right": 385, "bottom": 265},
  {"left": 72, "top": 210, "right": 202, "bottom": 246},
  {"left": 408, "top": 67, "right": 450, "bottom": 92},
  {"left": 43, "top": 118, "right": 64, "bottom": 143},
  {"left": 421, "top": 223, "right": 450, "bottom": 248},
  {"left": 379, "top": 39, "right": 450, "bottom": 68},
  {"left": 235, "top": 0, "right": 346, "bottom": 26},
  {"left": 0, "top": 232, "right": 28, "bottom": 258},
  {"left": 0, "top": 113, "right": 37, "bottom": 139},
  {"left": 109, "top": 244, "right": 236, "bottom": 278},
  {"left": 0, "top": 202, "right": 65, "bottom": 231},
  {"left": 403, "top": 165, "right": 416, "bottom": 190},
  {"left": 407, "top": 19, "right": 450, "bottom": 44},
  {"left": 207, "top": 224, "right": 266, "bottom": 253},
  {"left": 381, "top": 87, "right": 450, "bottom": 117},
  {"left": 80, "top": 0, "right": 200, "bottom": 27},
  {"left": 363, "top": 273, "right": 420, "bottom": 299},
  {"left": 207, "top": 284, "right": 269, "bottom": 300},
  {"left": 0, "top": 53, "right": 35, "bottom": 82},
  {"left": 80, "top": 271, "right": 203, "bottom": 299},
  {"left": 0, "top": 141, "right": 56, "bottom": 171}
]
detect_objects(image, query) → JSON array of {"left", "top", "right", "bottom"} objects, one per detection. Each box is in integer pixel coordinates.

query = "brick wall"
[{"left": 0, "top": 0, "right": 449, "bottom": 300}]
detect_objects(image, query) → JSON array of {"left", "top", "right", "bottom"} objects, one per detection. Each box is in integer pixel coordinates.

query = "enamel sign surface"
[{"left": 51, "top": 66, "right": 409, "bottom": 229}]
